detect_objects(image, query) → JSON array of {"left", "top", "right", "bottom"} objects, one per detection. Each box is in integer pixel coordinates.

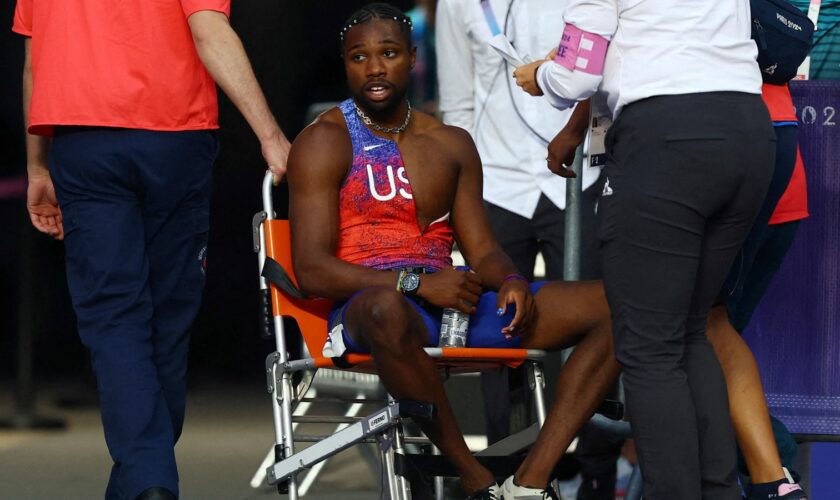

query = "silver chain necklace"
[{"left": 354, "top": 100, "right": 412, "bottom": 134}]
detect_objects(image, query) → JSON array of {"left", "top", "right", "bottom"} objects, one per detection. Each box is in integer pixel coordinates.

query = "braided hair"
[{"left": 339, "top": 3, "right": 413, "bottom": 48}]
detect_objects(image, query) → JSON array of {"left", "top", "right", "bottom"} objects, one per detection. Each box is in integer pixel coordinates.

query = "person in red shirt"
[{"left": 14, "top": 1, "right": 289, "bottom": 499}]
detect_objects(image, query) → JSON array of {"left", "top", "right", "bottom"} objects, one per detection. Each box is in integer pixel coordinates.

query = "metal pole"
[
  {"left": 559, "top": 107, "right": 589, "bottom": 361},
  {"left": 562, "top": 144, "right": 585, "bottom": 282}
]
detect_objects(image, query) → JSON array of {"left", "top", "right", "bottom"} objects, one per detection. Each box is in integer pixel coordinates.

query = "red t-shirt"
[
  {"left": 760, "top": 83, "right": 809, "bottom": 224},
  {"left": 13, "top": 0, "right": 230, "bottom": 136},
  {"left": 769, "top": 147, "right": 809, "bottom": 224},
  {"left": 761, "top": 83, "right": 797, "bottom": 122}
]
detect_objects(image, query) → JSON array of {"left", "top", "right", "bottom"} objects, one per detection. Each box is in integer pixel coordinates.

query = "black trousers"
[{"left": 600, "top": 92, "right": 775, "bottom": 499}]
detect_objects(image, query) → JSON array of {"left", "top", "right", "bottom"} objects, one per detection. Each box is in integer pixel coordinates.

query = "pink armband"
[{"left": 553, "top": 24, "right": 609, "bottom": 76}]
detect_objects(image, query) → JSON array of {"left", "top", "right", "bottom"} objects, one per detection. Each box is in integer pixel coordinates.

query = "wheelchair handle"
[
  {"left": 259, "top": 170, "right": 275, "bottom": 339},
  {"left": 262, "top": 170, "right": 275, "bottom": 219}
]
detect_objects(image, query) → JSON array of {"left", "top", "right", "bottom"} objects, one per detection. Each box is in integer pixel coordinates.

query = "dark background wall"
[{"left": 0, "top": 0, "right": 414, "bottom": 382}]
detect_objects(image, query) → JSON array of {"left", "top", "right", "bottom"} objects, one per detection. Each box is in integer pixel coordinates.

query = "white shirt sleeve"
[
  {"left": 536, "top": 0, "right": 619, "bottom": 110},
  {"left": 435, "top": 0, "right": 476, "bottom": 131}
]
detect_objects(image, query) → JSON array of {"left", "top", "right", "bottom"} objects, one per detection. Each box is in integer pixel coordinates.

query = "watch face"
[{"left": 401, "top": 273, "right": 420, "bottom": 294}]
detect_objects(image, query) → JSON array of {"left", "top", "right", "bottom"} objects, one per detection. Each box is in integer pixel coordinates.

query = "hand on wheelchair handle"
[
  {"left": 417, "top": 267, "right": 482, "bottom": 314},
  {"left": 261, "top": 130, "right": 291, "bottom": 186}
]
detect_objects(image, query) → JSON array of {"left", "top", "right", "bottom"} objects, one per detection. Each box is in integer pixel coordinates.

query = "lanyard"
[{"left": 480, "top": 0, "right": 502, "bottom": 36}]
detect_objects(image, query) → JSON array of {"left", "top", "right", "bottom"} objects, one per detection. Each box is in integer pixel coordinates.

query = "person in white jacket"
[{"left": 435, "top": 2, "right": 621, "bottom": 497}]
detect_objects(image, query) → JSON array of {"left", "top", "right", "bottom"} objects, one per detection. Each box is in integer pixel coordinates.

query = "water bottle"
[{"left": 439, "top": 266, "right": 470, "bottom": 347}]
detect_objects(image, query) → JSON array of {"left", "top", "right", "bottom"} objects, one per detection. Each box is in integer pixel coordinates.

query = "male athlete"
[{"left": 286, "top": 4, "right": 618, "bottom": 498}]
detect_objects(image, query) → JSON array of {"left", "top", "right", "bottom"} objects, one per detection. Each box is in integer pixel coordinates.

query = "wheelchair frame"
[{"left": 254, "top": 172, "right": 554, "bottom": 499}]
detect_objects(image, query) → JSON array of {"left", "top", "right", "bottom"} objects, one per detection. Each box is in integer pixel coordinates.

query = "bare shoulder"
[
  {"left": 295, "top": 107, "right": 348, "bottom": 147},
  {"left": 411, "top": 110, "right": 475, "bottom": 153},
  {"left": 288, "top": 107, "right": 351, "bottom": 180}
]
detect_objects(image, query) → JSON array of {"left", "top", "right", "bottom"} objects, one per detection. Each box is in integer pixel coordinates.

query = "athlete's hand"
[
  {"left": 418, "top": 267, "right": 483, "bottom": 314},
  {"left": 496, "top": 277, "right": 536, "bottom": 337},
  {"left": 513, "top": 60, "right": 545, "bottom": 96},
  {"left": 261, "top": 131, "right": 292, "bottom": 185}
]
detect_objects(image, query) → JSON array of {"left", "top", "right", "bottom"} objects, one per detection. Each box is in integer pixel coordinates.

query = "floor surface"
[{"left": 0, "top": 378, "right": 379, "bottom": 500}]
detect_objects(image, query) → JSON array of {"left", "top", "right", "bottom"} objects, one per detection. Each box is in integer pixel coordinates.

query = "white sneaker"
[
  {"left": 500, "top": 476, "right": 555, "bottom": 500},
  {"left": 468, "top": 482, "right": 502, "bottom": 500}
]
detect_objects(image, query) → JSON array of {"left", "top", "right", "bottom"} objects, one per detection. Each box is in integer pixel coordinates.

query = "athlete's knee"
[
  {"left": 357, "top": 287, "right": 408, "bottom": 322},
  {"left": 349, "top": 287, "right": 415, "bottom": 348}
]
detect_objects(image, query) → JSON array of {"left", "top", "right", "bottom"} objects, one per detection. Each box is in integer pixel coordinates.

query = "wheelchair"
[{"left": 251, "top": 171, "right": 640, "bottom": 499}]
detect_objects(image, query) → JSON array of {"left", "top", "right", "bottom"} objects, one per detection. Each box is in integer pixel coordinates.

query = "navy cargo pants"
[{"left": 50, "top": 127, "right": 217, "bottom": 499}]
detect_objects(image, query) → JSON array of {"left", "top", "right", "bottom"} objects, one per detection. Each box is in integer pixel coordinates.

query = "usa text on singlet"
[{"left": 335, "top": 99, "right": 454, "bottom": 271}]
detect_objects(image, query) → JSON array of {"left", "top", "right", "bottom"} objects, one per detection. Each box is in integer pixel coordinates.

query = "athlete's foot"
[
  {"left": 460, "top": 466, "right": 498, "bottom": 497},
  {"left": 500, "top": 475, "right": 557, "bottom": 499},
  {"left": 467, "top": 483, "right": 502, "bottom": 499}
]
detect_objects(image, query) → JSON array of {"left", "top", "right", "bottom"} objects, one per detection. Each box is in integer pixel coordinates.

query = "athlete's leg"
[
  {"left": 343, "top": 286, "right": 495, "bottom": 494},
  {"left": 483, "top": 201, "right": 540, "bottom": 444},
  {"left": 514, "top": 281, "right": 621, "bottom": 488},
  {"left": 711, "top": 221, "right": 803, "bottom": 487}
]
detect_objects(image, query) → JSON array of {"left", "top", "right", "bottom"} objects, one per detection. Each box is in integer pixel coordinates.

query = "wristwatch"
[{"left": 397, "top": 269, "right": 421, "bottom": 296}]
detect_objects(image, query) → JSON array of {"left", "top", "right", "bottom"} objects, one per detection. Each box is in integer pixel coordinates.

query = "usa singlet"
[{"left": 335, "top": 99, "right": 453, "bottom": 271}]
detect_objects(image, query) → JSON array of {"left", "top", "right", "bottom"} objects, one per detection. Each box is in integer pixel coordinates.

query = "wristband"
[{"left": 503, "top": 274, "right": 529, "bottom": 284}]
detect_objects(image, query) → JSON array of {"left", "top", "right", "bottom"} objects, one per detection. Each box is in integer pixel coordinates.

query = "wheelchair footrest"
[{"left": 268, "top": 403, "right": 403, "bottom": 484}]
